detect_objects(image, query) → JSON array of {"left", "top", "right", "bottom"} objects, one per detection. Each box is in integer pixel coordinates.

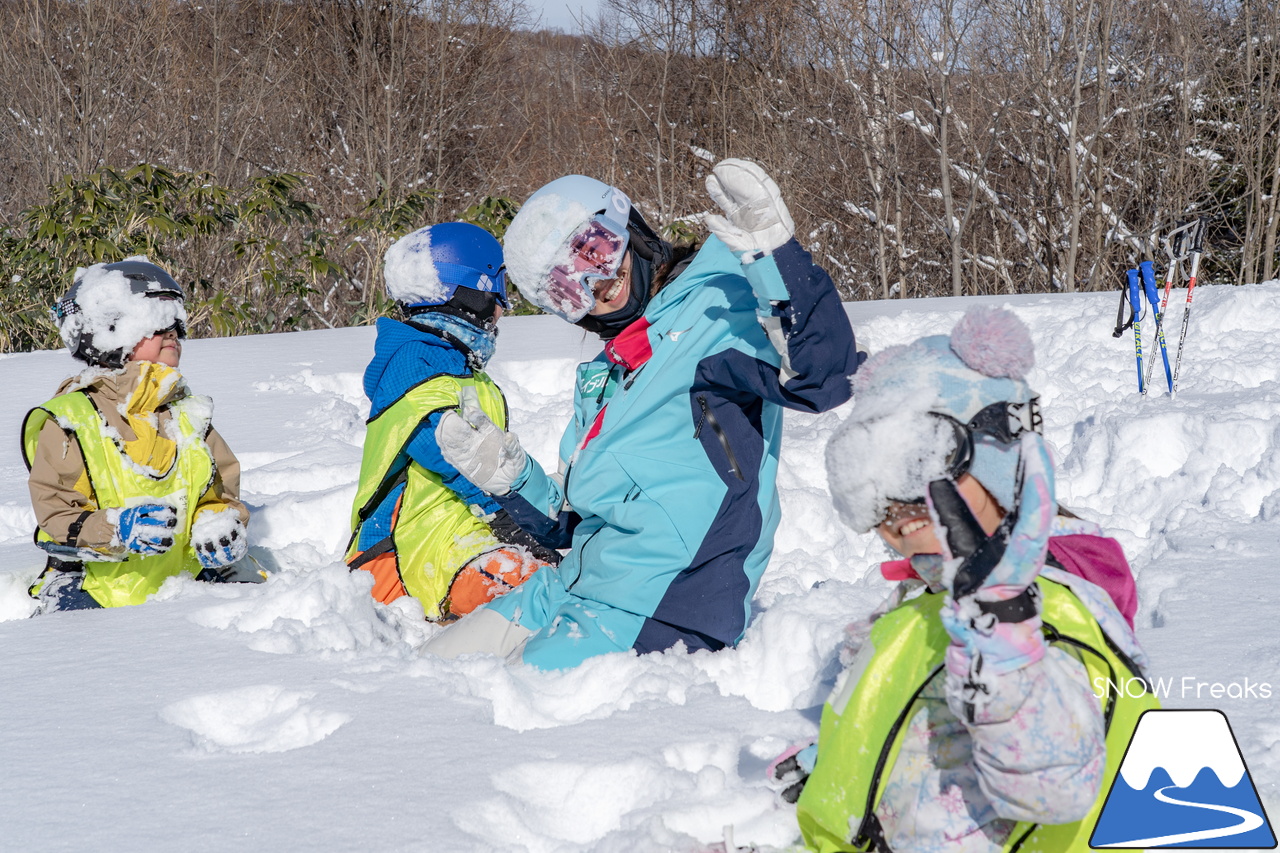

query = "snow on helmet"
[
  {"left": 825, "top": 307, "right": 1039, "bottom": 533},
  {"left": 52, "top": 258, "right": 187, "bottom": 369},
  {"left": 384, "top": 222, "right": 508, "bottom": 317},
  {"left": 504, "top": 176, "right": 632, "bottom": 322}
]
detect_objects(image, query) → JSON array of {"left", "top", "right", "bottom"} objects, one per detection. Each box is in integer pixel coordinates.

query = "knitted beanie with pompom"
[{"left": 826, "top": 307, "right": 1039, "bottom": 532}]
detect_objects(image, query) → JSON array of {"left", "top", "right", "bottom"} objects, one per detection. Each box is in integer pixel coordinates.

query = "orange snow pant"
[{"left": 352, "top": 545, "right": 547, "bottom": 622}]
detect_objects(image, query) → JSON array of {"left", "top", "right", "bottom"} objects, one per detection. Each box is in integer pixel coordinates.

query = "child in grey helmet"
[
  {"left": 785, "top": 307, "right": 1155, "bottom": 853},
  {"left": 23, "top": 258, "right": 250, "bottom": 613}
]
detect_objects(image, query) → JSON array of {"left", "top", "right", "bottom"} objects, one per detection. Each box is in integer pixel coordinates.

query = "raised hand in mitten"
[
  {"left": 704, "top": 159, "right": 796, "bottom": 257},
  {"left": 927, "top": 432, "right": 1056, "bottom": 717}
]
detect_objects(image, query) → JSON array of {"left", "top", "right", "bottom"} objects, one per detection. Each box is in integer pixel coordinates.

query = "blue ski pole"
[
  {"left": 1126, "top": 268, "right": 1144, "bottom": 394},
  {"left": 1140, "top": 260, "right": 1173, "bottom": 394}
]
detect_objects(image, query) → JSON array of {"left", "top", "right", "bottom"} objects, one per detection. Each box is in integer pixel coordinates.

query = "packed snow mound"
[
  {"left": 1, "top": 286, "right": 1278, "bottom": 852},
  {"left": 161, "top": 685, "right": 351, "bottom": 754}
]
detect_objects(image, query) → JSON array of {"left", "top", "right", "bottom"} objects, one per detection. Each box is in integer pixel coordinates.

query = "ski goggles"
[
  {"left": 881, "top": 397, "right": 1042, "bottom": 517},
  {"left": 544, "top": 217, "right": 630, "bottom": 322}
]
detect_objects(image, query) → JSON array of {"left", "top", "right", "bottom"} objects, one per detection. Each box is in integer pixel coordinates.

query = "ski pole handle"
[
  {"left": 1127, "top": 268, "right": 1145, "bottom": 394},
  {"left": 1139, "top": 261, "right": 1157, "bottom": 299},
  {"left": 1191, "top": 217, "right": 1209, "bottom": 255}
]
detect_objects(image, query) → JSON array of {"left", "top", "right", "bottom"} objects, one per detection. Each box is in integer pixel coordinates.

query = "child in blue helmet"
[
  {"left": 344, "top": 222, "right": 558, "bottom": 621},
  {"left": 424, "top": 160, "right": 862, "bottom": 668}
]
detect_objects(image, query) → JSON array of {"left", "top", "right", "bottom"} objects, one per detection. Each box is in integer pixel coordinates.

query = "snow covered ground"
[{"left": 2, "top": 284, "right": 1278, "bottom": 852}]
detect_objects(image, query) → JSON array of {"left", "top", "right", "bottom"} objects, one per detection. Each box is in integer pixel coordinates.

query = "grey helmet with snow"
[
  {"left": 52, "top": 258, "right": 187, "bottom": 369},
  {"left": 504, "top": 175, "right": 673, "bottom": 339},
  {"left": 384, "top": 221, "right": 508, "bottom": 330},
  {"left": 825, "top": 307, "right": 1044, "bottom": 533}
]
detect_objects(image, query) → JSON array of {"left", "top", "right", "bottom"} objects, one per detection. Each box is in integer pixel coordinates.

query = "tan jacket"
[{"left": 27, "top": 361, "right": 249, "bottom": 557}]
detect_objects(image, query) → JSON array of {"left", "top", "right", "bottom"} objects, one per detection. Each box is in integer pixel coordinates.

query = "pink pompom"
[{"left": 949, "top": 307, "right": 1034, "bottom": 379}]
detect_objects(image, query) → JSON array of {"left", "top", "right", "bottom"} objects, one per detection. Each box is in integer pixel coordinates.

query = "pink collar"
[{"left": 604, "top": 318, "right": 653, "bottom": 371}]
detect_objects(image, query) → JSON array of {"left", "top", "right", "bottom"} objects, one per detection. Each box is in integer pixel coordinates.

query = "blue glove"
[
  {"left": 190, "top": 509, "right": 248, "bottom": 570},
  {"left": 113, "top": 504, "right": 177, "bottom": 555}
]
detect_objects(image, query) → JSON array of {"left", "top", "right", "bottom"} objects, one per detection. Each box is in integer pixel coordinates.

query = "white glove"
[
  {"left": 704, "top": 158, "right": 796, "bottom": 256},
  {"left": 435, "top": 387, "right": 528, "bottom": 496}
]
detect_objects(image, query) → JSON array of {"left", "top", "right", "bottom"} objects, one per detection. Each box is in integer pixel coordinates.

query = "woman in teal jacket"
[{"left": 427, "top": 159, "right": 861, "bottom": 669}]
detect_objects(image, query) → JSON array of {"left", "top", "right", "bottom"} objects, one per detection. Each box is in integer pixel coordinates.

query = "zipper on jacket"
[{"left": 696, "top": 395, "right": 745, "bottom": 481}]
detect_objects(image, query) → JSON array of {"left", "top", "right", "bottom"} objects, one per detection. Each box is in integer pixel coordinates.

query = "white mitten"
[
  {"left": 704, "top": 158, "right": 796, "bottom": 256},
  {"left": 435, "top": 387, "right": 528, "bottom": 495}
]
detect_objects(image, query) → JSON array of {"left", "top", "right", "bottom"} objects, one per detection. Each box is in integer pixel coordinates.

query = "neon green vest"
[
  {"left": 797, "top": 577, "right": 1160, "bottom": 853},
  {"left": 345, "top": 372, "right": 507, "bottom": 619},
  {"left": 22, "top": 391, "right": 213, "bottom": 608}
]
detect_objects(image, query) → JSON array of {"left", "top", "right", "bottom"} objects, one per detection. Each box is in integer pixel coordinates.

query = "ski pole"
[
  {"left": 1126, "top": 268, "right": 1145, "bottom": 394},
  {"left": 1140, "top": 260, "right": 1173, "bottom": 394},
  {"left": 1157, "top": 219, "right": 1196, "bottom": 329},
  {"left": 1170, "top": 218, "right": 1209, "bottom": 398}
]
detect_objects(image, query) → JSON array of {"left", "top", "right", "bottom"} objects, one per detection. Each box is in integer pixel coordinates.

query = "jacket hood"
[
  {"left": 642, "top": 235, "right": 735, "bottom": 324},
  {"left": 364, "top": 317, "right": 467, "bottom": 402}
]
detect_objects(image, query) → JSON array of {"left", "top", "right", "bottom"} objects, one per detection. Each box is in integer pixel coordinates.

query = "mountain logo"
[{"left": 1090, "top": 709, "right": 1276, "bottom": 848}]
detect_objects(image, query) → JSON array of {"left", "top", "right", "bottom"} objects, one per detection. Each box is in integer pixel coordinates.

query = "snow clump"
[{"left": 382, "top": 226, "right": 449, "bottom": 306}]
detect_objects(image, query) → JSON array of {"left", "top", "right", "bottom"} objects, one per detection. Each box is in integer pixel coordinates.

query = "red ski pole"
[{"left": 1170, "top": 218, "right": 1209, "bottom": 398}]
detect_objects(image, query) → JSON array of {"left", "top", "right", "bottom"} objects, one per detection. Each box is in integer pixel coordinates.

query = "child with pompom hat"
[{"left": 780, "top": 307, "right": 1157, "bottom": 853}]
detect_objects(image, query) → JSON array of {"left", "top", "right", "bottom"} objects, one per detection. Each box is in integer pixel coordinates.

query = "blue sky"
[{"left": 528, "top": 0, "right": 601, "bottom": 31}]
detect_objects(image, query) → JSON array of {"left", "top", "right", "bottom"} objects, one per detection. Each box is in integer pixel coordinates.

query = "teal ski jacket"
[{"left": 489, "top": 235, "right": 860, "bottom": 668}]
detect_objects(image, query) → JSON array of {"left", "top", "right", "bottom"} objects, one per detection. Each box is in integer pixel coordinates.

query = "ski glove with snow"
[
  {"left": 435, "top": 386, "right": 528, "bottom": 496},
  {"left": 112, "top": 504, "right": 177, "bottom": 556},
  {"left": 190, "top": 508, "right": 248, "bottom": 570},
  {"left": 928, "top": 432, "right": 1056, "bottom": 712},
  {"left": 705, "top": 159, "right": 796, "bottom": 259}
]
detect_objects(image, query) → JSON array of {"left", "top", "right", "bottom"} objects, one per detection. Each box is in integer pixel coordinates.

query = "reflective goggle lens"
[{"left": 544, "top": 219, "right": 628, "bottom": 321}]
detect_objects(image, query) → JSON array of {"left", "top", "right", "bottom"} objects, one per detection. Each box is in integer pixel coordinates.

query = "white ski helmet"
[
  {"left": 52, "top": 258, "right": 187, "bottom": 368},
  {"left": 504, "top": 175, "right": 633, "bottom": 321}
]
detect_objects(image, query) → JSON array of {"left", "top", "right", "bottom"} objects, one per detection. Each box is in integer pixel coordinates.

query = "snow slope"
[{"left": 2, "top": 285, "right": 1278, "bottom": 852}]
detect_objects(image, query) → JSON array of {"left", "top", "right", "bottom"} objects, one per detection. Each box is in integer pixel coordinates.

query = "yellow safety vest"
[
  {"left": 345, "top": 372, "right": 508, "bottom": 619},
  {"left": 22, "top": 389, "right": 214, "bottom": 608},
  {"left": 797, "top": 577, "right": 1160, "bottom": 853}
]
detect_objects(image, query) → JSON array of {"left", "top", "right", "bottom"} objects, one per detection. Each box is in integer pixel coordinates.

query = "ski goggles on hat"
[
  {"left": 153, "top": 319, "right": 188, "bottom": 339},
  {"left": 544, "top": 217, "right": 630, "bottom": 322},
  {"left": 882, "top": 397, "right": 1042, "bottom": 515}
]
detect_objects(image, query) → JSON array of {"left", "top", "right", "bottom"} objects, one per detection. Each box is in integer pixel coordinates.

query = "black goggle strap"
[{"left": 933, "top": 397, "right": 1042, "bottom": 480}]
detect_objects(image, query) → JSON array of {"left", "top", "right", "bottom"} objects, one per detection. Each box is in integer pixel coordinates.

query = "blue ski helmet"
[
  {"left": 384, "top": 222, "right": 508, "bottom": 314},
  {"left": 504, "top": 176, "right": 633, "bottom": 322}
]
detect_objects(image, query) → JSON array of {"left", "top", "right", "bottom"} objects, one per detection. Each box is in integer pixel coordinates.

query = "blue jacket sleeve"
[{"left": 723, "top": 238, "right": 863, "bottom": 413}]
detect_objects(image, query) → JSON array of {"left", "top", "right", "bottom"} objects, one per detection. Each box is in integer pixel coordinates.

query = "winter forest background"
[{"left": 2, "top": 0, "right": 1279, "bottom": 350}]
